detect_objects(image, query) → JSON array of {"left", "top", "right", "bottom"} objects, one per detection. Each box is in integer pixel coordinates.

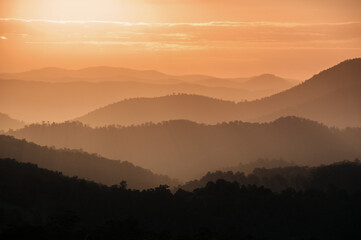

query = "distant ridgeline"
[
  {"left": 74, "top": 59, "right": 361, "bottom": 128},
  {"left": 1, "top": 158, "right": 361, "bottom": 239},
  {"left": 0, "top": 66, "right": 297, "bottom": 122}
]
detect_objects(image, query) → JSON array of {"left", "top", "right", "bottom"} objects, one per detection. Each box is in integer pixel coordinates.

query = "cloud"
[
  {"left": 1, "top": 17, "right": 360, "bottom": 27},
  {"left": 24, "top": 40, "right": 207, "bottom": 51},
  {"left": 0, "top": 18, "right": 360, "bottom": 51}
]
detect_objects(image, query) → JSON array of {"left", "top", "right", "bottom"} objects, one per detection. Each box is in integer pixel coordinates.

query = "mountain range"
[
  {"left": 0, "top": 66, "right": 296, "bottom": 87},
  {"left": 2, "top": 58, "right": 361, "bottom": 181},
  {"left": 75, "top": 58, "right": 361, "bottom": 128},
  {"left": 0, "top": 67, "right": 296, "bottom": 122}
]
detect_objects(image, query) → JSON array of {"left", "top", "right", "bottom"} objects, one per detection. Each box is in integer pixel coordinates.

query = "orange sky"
[{"left": 1, "top": 0, "right": 361, "bottom": 79}]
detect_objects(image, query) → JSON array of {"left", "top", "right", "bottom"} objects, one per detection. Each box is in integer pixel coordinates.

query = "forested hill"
[
  {"left": 9, "top": 117, "right": 361, "bottom": 180},
  {"left": 180, "top": 160, "right": 361, "bottom": 192},
  {"left": 1, "top": 158, "right": 361, "bottom": 239},
  {"left": 76, "top": 94, "right": 239, "bottom": 127},
  {"left": 0, "top": 135, "right": 178, "bottom": 189}
]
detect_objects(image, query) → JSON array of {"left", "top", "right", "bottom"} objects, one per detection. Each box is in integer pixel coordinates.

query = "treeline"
[
  {"left": 1, "top": 158, "right": 361, "bottom": 239},
  {"left": 9, "top": 116, "right": 361, "bottom": 180},
  {"left": 222, "top": 158, "right": 296, "bottom": 174},
  {"left": 181, "top": 159, "right": 361, "bottom": 192},
  {"left": 0, "top": 135, "right": 179, "bottom": 189}
]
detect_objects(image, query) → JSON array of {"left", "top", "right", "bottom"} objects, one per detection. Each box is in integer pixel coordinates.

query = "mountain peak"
[
  {"left": 254, "top": 73, "right": 279, "bottom": 78},
  {"left": 308, "top": 58, "right": 361, "bottom": 86},
  {"left": 240, "top": 73, "right": 294, "bottom": 90}
]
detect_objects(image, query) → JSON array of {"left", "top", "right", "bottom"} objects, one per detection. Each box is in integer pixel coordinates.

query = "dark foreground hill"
[
  {"left": 1, "top": 158, "right": 361, "bottom": 239},
  {"left": 0, "top": 135, "right": 178, "bottom": 189},
  {"left": 9, "top": 117, "right": 361, "bottom": 180}
]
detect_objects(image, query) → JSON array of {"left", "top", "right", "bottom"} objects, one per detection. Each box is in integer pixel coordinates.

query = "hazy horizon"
[
  {"left": 0, "top": 65, "right": 301, "bottom": 81},
  {"left": 1, "top": 0, "right": 361, "bottom": 79}
]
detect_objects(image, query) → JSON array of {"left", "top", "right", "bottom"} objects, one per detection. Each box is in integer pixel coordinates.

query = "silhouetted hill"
[
  {"left": 222, "top": 158, "right": 297, "bottom": 174},
  {"left": 194, "top": 74, "right": 294, "bottom": 89},
  {"left": 76, "top": 94, "right": 240, "bottom": 126},
  {"left": 0, "top": 113, "right": 25, "bottom": 132},
  {"left": 0, "top": 80, "right": 274, "bottom": 123},
  {"left": 0, "top": 135, "right": 178, "bottom": 189},
  {"left": 255, "top": 85, "right": 361, "bottom": 127},
  {"left": 239, "top": 74, "right": 294, "bottom": 91},
  {"left": 243, "top": 58, "right": 361, "bottom": 127},
  {"left": 9, "top": 117, "right": 361, "bottom": 180},
  {"left": 195, "top": 74, "right": 296, "bottom": 95},
  {"left": 1, "top": 158, "right": 361, "bottom": 239}
]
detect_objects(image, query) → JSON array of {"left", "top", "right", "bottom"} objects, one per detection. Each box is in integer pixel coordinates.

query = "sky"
[{"left": 0, "top": 0, "right": 361, "bottom": 79}]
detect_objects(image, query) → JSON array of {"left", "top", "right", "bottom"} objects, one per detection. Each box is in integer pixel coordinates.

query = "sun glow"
[
  {"left": 10, "top": 0, "right": 143, "bottom": 21},
  {"left": 1, "top": 0, "right": 360, "bottom": 78}
]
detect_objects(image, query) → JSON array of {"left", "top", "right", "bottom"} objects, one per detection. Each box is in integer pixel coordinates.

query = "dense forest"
[
  {"left": 221, "top": 158, "right": 296, "bottom": 174},
  {"left": 0, "top": 135, "right": 178, "bottom": 189},
  {"left": 1, "top": 158, "right": 361, "bottom": 239},
  {"left": 180, "top": 159, "right": 361, "bottom": 192},
  {"left": 9, "top": 116, "right": 361, "bottom": 180}
]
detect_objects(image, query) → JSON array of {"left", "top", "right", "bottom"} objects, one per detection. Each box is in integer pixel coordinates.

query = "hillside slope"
[
  {"left": 76, "top": 94, "right": 240, "bottom": 127},
  {"left": 241, "top": 58, "right": 361, "bottom": 127},
  {"left": 0, "top": 113, "right": 25, "bottom": 132},
  {"left": 1, "top": 158, "right": 361, "bottom": 239},
  {"left": 0, "top": 135, "right": 178, "bottom": 189}
]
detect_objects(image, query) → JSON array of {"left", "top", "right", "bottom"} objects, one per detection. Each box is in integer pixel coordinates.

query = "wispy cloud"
[
  {"left": 1, "top": 18, "right": 360, "bottom": 51},
  {"left": 24, "top": 40, "right": 208, "bottom": 51},
  {"left": 1, "top": 18, "right": 360, "bottom": 27}
]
